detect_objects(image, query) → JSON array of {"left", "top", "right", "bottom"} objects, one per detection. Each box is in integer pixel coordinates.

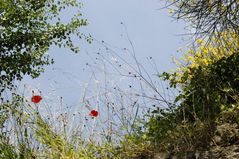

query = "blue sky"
[{"left": 22, "top": 0, "right": 187, "bottom": 107}]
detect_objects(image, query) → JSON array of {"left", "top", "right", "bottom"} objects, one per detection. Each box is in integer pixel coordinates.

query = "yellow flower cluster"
[{"left": 173, "top": 31, "right": 239, "bottom": 85}]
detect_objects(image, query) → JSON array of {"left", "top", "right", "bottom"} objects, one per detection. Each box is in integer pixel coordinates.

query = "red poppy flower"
[
  {"left": 89, "top": 110, "right": 99, "bottom": 117},
  {"left": 31, "top": 95, "right": 42, "bottom": 103}
]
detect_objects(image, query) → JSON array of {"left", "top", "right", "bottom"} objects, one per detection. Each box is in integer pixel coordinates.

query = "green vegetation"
[
  {"left": 0, "top": 0, "right": 239, "bottom": 158},
  {"left": 0, "top": 0, "right": 90, "bottom": 92},
  {"left": 142, "top": 32, "right": 239, "bottom": 155}
]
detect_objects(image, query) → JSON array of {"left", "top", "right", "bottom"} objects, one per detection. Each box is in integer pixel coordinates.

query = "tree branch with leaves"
[{"left": 0, "top": 0, "right": 91, "bottom": 92}]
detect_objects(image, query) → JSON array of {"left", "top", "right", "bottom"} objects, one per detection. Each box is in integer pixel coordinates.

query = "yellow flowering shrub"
[
  {"left": 156, "top": 31, "right": 239, "bottom": 121},
  {"left": 173, "top": 31, "right": 239, "bottom": 86}
]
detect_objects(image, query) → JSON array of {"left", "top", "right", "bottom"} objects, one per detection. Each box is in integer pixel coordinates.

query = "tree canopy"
[
  {"left": 0, "top": 0, "right": 89, "bottom": 92},
  {"left": 167, "top": 0, "right": 239, "bottom": 39}
]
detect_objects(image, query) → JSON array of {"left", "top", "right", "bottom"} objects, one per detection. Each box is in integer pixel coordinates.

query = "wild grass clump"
[{"left": 0, "top": 31, "right": 175, "bottom": 158}]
